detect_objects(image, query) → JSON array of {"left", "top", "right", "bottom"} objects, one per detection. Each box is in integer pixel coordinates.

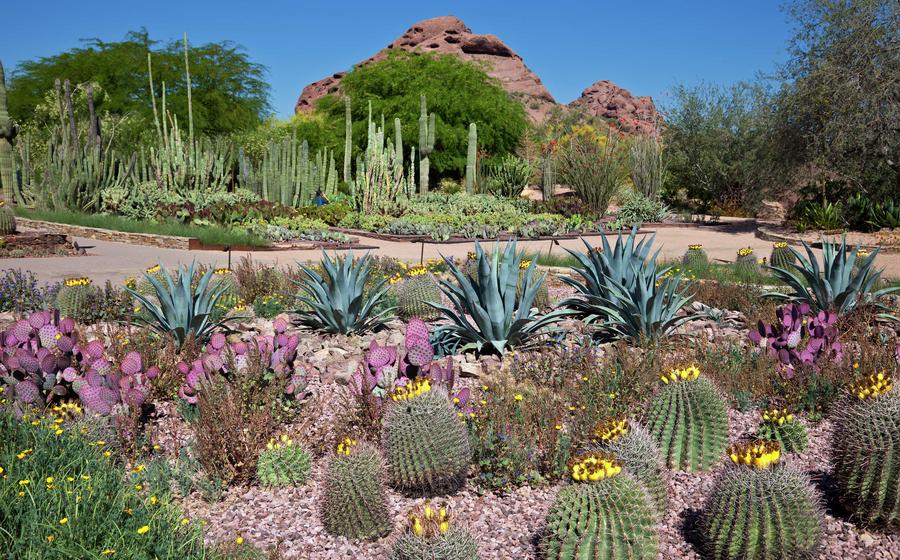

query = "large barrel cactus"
[
  {"left": 382, "top": 380, "right": 471, "bottom": 495},
  {"left": 757, "top": 407, "right": 808, "bottom": 453},
  {"left": 55, "top": 277, "right": 97, "bottom": 320},
  {"left": 645, "top": 366, "right": 729, "bottom": 471},
  {"left": 682, "top": 244, "right": 708, "bottom": 268},
  {"left": 831, "top": 373, "right": 899, "bottom": 530},
  {"left": 542, "top": 453, "right": 659, "bottom": 560},
  {"left": 256, "top": 434, "right": 311, "bottom": 487},
  {"left": 592, "top": 418, "right": 668, "bottom": 510},
  {"left": 769, "top": 242, "right": 796, "bottom": 269},
  {"left": 702, "top": 441, "right": 822, "bottom": 559},
  {"left": 0, "top": 202, "right": 15, "bottom": 234},
  {"left": 398, "top": 272, "right": 442, "bottom": 321},
  {"left": 320, "top": 438, "right": 392, "bottom": 540},
  {"left": 391, "top": 502, "right": 481, "bottom": 560}
]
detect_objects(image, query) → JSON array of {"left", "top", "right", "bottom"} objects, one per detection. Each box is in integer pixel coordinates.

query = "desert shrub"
[
  {"left": 0, "top": 269, "right": 59, "bottom": 314},
  {"left": 557, "top": 125, "right": 629, "bottom": 215},
  {"left": 690, "top": 280, "right": 778, "bottom": 326},
  {"left": 616, "top": 190, "right": 670, "bottom": 224},
  {"left": 232, "top": 256, "right": 291, "bottom": 306},
  {"left": 630, "top": 134, "right": 667, "bottom": 199}
]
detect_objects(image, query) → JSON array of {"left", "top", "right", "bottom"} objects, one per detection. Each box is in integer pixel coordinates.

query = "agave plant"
[
  {"left": 765, "top": 237, "right": 898, "bottom": 319},
  {"left": 293, "top": 252, "right": 393, "bottom": 335},
  {"left": 429, "top": 241, "right": 569, "bottom": 355},
  {"left": 126, "top": 262, "right": 232, "bottom": 346}
]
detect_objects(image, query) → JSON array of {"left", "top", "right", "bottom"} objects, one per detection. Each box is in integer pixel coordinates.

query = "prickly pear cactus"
[
  {"left": 257, "top": 434, "right": 311, "bottom": 487},
  {"left": 682, "top": 244, "right": 708, "bottom": 268},
  {"left": 398, "top": 273, "right": 442, "bottom": 321},
  {"left": 320, "top": 438, "right": 392, "bottom": 540},
  {"left": 592, "top": 418, "right": 668, "bottom": 510},
  {"left": 645, "top": 366, "right": 729, "bottom": 471},
  {"left": 769, "top": 242, "right": 796, "bottom": 269},
  {"left": 391, "top": 501, "right": 481, "bottom": 560},
  {"left": 0, "top": 202, "right": 15, "bottom": 234},
  {"left": 55, "top": 278, "right": 97, "bottom": 320},
  {"left": 830, "top": 373, "right": 899, "bottom": 530},
  {"left": 382, "top": 381, "right": 471, "bottom": 495},
  {"left": 701, "top": 441, "right": 823, "bottom": 559},
  {"left": 756, "top": 407, "right": 808, "bottom": 453},
  {"left": 542, "top": 453, "right": 659, "bottom": 560}
]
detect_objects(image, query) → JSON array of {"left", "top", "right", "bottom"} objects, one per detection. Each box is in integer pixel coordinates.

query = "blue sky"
[{"left": 5, "top": 0, "right": 793, "bottom": 118}]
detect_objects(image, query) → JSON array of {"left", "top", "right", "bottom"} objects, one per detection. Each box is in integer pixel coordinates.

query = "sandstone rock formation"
[{"left": 568, "top": 80, "right": 661, "bottom": 136}]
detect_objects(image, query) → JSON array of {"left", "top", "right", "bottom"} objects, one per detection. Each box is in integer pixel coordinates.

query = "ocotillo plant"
[
  {"left": 418, "top": 94, "right": 435, "bottom": 194},
  {"left": 465, "top": 123, "right": 477, "bottom": 194},
  {"left": 0, "top": 61, "right": 18, "bottom": 206}
]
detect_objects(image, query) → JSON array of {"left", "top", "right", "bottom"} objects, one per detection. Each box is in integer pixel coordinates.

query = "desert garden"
[{"left": 1, "top": 2, "right": 899, "bottom": 559}]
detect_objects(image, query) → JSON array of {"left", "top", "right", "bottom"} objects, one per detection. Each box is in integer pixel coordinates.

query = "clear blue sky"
[{"left": 5, "top": 0, "right": 793, "bottom": 118}]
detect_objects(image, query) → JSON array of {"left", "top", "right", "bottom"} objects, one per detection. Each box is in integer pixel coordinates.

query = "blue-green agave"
[
  {"left": 429, "top": 241, "right": 570, "bottom": 355},
  {"left": 126, "top": 262, "right": 232, "bottom": 346},
  {"left": 765, "top": 237, "right": 899, "bottom": 319},
  {"left": 293, "top": 251, "right": 393, "bottom": 335}
]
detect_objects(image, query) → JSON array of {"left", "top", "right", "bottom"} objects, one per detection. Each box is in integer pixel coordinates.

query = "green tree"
[{"left": 316, "top": 51, "right": 528, "bottom": 178}]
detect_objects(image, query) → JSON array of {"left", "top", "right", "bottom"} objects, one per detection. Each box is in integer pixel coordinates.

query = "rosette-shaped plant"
[
  {"left": 592, "top": 418, "right": 667, "bottom": 510},
  {"left": 756, "top": 407, "right": 808, "bottom": 453},
  {"left": 645, "top": 366, "right": 729, "bottom": 471},
  {"left": 701, "top": 441, "right": 823, "bottom": 559},
  {"left": 391, "top": 501, "right": 480, "bottom": 560},
  {"left": 320, "top": 438, "right": 392, "bottom": 540},
  {"left": 542, "top": 452, "right": 659, "bottom": 560},
  {"left": 830, "top": 372, "right": 899, "bottom": 529}
]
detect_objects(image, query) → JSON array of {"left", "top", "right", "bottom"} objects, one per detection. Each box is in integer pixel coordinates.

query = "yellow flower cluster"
[
  {"left": 519, "top": 260, "right": 532, "bottom": 270},
  {"left": 146, "top": 264, "right": 161, "bottom": 274},
  {"left": 593, "top": 417, "right": 629, "bottom": 442},
  {"left": 51, "top": 401, "right": 83, "bottom": 420},
  {"left": 336, "top": 437, "right": 357, "bottom": 456},
  {"left": 660, "top": 365, "right": 701, "bottom": 384},
  {"left": 391, "top": 378, "right": 432, "bottom": 401},
  {"left": 406, "top": 264, "right": 429, "bottom": 277},
  {"left": 849, "top": 371, "right": 892, "bottom": 400},
  {"left": 407, "top": 500, "right": 451, "bottom": 538},
  {"left": 213, "top": 267, "right": 232, "bottom": 275},
  {"left": 570, "top": 452, "right": 623, "bottom": 482},
  {"left": 761, "top": 407, "right": 793, "bottom": 426},
  {"left": 688, "top": 244, "right": 703, "bottom": 250},
  {"left": 124, "top": 276, "right": 137, "bottom": 290},
  {"left": 466, "top": 251, "right": 477, "bottom": 261},
  {"left": 390, "top": 258, "right": 443, "bottom": 284},
  {"left": 729, "top": 441, "right": 781, "bottom": 469},
  {"left": 266, "top": 434, "right": 295, "bottom": 451},
  {"left": 857, "top": 249, "right": 871, "bottom": 258},
  {"left": 64, "top": 277, "right": 92, "bottom": 287},
  {"left": 737, "top": 247, "right": 754, "bottom": 257},
  {"left": 773, "top": 241, "right": 788, "bottom": 249}
]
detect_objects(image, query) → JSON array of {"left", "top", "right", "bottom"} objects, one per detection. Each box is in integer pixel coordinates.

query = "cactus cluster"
[
  {"left": 257, "top": 434, "right": 311, "bottom": 487},
  {"left": 769, "top": 241, "right": 796, "bottom": 269},
  {"left": 320, "top": 438, "right": 392, "bottom": 540},
  {"left": 391, "top": 501, "right": 480, "bottom": 560},
  {"left": 0, "top": 201, "right": 15, "bottom": 234},
  {"left": 383, "top": 382, "right": 471, "bottom": 495},
  {"left": 542, "top": 454, "right": 659, "bottom": 560},
  {"left": 701, "top": 441, "right": 823, "bottom": 559},
  {"left": 735, "top": 247, "right": 759, "bottom": 276},
  {"left": 830, "top": 373, "right": 899, "bottom": 529},
  {"left": 418, "top": 95, "right": 436, "bottom": 194},
  {"left": 645, "top": 366, "right": 729, "bottom": 471},
  {"left": 682, "top": 244, "right": 708, "bottom": 268},
  {"left": 756, "top": 407, "right": 808, "bottom": 452},
  {"left": 55, "top": 277, "right": 99, "bottom": 320},
  {"left": 397, "top": 271, "right": 442, "bottom": 321},
  {"left": 592, "top": 418, "right": 668, "bottom": 510}
]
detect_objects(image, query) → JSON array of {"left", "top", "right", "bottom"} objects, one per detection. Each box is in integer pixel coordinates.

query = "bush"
[
  {"left": 557, "top": 126, "right": 629, "bottom": 215},
  {"left": 616, "top": 191, "right": 670, "bottom": 224},
  {"left": 483, "top": 154, "right": 532, "bottom": 198},
  {"left": 0, "top": 269, "right": 59, "bottom": 314}
]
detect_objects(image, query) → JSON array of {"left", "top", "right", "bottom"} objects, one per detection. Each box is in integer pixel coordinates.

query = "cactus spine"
[
  {"left": 465, "top": 123, "right": 477, "bottom": 194},
  {"left": 418, "top": 95, "right": 435, "bottom": 195},
  {"left": 0, "top": 61, "right": 17, "bottom": 206},
  {"left": 321, "top": 439, "right": 392, "bottom": 540},
  {"left": 757, "top": 408, "right": 808, "bottom": 453},
  {"left": 645, "top": 367, "right": 729, "bottom": 471},
  {"left": 344, "top": 96, "right": 353, "bottom": 184}
]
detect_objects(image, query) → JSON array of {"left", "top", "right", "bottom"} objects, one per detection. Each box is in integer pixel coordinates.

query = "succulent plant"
[
  {"left": 293, "top": 251, "right": 393, "bottom": 335},
  {"left": 701, "top": 441, "right": 823, "bottom": 559},
  {"left": 756, "top": 407, "right": 808, "bottom": 452},
  {"left": 517, "top": 262, "right": 549, "bottom": 310},
  {"left": 391, "top": 501, "right": 480, "bottom": 560},
  {"left": 748, "top": 303, "right": 843, "bottom": 378},
  {"left": 382, "top": 381, "right": 471, "bottom": 495},
  {"left": 0, "top": 202, "right": 15, "bottom": 235},
  {"left": 320, "top": 438, "right": 392, "bottom": 540},
  {"left": 591, "top": 418, "right": 667, "bottom": 510},
  {"left": 257, "top": 434, "right": 311, "bottom": 487},
  {"left": 734, "top": 247, "right": 759, "bottom": 276},
  {"left": 830, "top": 373, "right": 899, "bottom": 529},
  {"left": 769, "top": 241, "right": 796, "bottom": 269},
  {"left": 55, "top": 277, "right": 98, "bottom": 320},
  {"left": 542, "top": 453, "right": 659, "bottom": 560},
  {"left": 398, "top": 271, "right": 442, "bottom": 321},
  {"left": 645, "top": 366, "right": 729, "bottom": 471},
  {"left": 72, "top": 350, "right": 154, "bottom": 416},
  {"left": 682, "top": 244, "right": 708, "bottom": 268}
]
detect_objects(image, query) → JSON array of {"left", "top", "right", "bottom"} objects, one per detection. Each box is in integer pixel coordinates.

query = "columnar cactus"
[
  {"left": 398, "top": 272, "right": 442, "bottom": 321},
  {"left": 682, "top": 244, "right": 708, "bottom": 268},
  {"left": 735, "top": 247, "right": 759, "bottom": 276},
  {"left": 0, "top": 201, "right": 15, "bottom": 234},
  {"left": 769, "top": 241, "right": 796, "bottom": 269},
  {"left": 418, "top": 95, "right": 435, "bottom": 194},
  {"left": 465, "top": 123, "right": 477, "bottom": 194},
  {"left": 320, "top": 438, "right": 392, "bottom": 540},
  {"left": 382, "top": 381, "right": 470, "bottom": 494},
  {"left": 757, "top": 407, "right": 808, "bottom": 453},
  {"left": 343, "top": 96, "right": 352, "bottom": 184},
  {"left": 542, "top": 453, "right": 659, "bottom": 560},
  {"left": 701, "top": 441, "right": 823, "bottom": 559},
  {"left": 830, "top": 373, "right": 899, "bottom": 529},
  {"left": 391, "top": 501, "right": 480, "bottom": 560},
  {"left": 55, "top": 277, "right": 98, "bottom": 321},
  {"left": 0, "top": 61, "right": 17, "bottom": 206},
  {"left": 257, "top": 434, "right": 311, "bottom": 487},
  {"left": 592, "top": 418, "right": 667, "bottom": 510},
  {"left": 644, "top": 366, "right": 729, "bottom": 471}
]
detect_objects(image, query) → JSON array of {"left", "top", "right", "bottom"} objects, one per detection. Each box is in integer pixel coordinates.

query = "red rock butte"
[{"left": 294, "top": 15, "right": 659, "bottom": 133}]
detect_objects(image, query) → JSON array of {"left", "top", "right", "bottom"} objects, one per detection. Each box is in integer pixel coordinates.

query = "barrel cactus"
[
  {"left": 391, "top": 502, "right": 481, "bottom": 560},
  {"left": 542, "top": 453, "right": 659, "bottom": 560},
  {"left": 55, "top": 277, "right": 98, "bottom": 320},
  {"left": 320, "top": 438, "right": 392, "bottom": 540},
  {"left": 592, "top": 417, "right": 667, "bottom": 510},
  {"left": 257, "top": 434, "right": 311, "bottom": 487},
  {"left": 735, "top": 247, "right": 759, "bottom": 276},
  {"left": 757, "top": 407, "right": 808, "bottom": 453},
  {"left": 701, "top": 441, "right": 822, "bottom": 559},
  {"left": 830, "top": 372, "right": 899, "bottom": 530},
  {"left": 382, "top": 380, "right": 471, "bottom": 495},
  {"left": 645, "top": 366, "right": 729, "bottom": 471},
  {"left": 0, "top": 201, "right": 15, "bottom": 234},
  {"left": 682, "top": 244, "right": 708, "bottom": 268},
  {"left": 398, "top": 271, "right": 442, "bottom": 321},
  {"left": 769, "top": 242, "right": 796, "bottom": 269}
]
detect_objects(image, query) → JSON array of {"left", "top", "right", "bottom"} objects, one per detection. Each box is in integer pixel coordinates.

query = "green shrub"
[
  {"left": 616, "top": 191, "right": 670, "bottom": 224},
  {"left": 557, "top": 127, "right": 628, "bottom": 215},
  {"left": 320, "top": 439, "right": 392, "bottom": 540}
]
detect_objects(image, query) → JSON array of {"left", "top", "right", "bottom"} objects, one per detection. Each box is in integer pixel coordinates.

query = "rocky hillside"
[{"left": 294, "top": 15, "right": 659, "bottom": 132}]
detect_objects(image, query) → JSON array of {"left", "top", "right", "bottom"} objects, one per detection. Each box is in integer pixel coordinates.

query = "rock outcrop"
[{"left": 568, "top": 80, "right": 661, "bottom": 136}]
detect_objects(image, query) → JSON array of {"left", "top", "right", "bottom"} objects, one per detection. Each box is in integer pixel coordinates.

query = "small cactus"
[
  {"left": 682, "top": 244, "right": 708, "bottom": 268},
  {"left": 591, "top": 418, "right": 667, "bottom": 510},
  {"left": 257, "top": 434, "right": 311, "bottom": 487},
  {"left": 756, "top": 407, "right": 808, "bottom": 453},
  {"left": 391, "top": 501, "right": 480, "bottom": 560},
  {"left": 320, "top": 438, "right": 392, "bottom": 540},
  {"left": 769, "top": 241, "right": 796, "bottom": 269},
  {"left": 645, "top": 366, "right": 729, "bottom": 471},
  {"left": 0, "top": 202, "right": 15, "bottom": 234},
  {"left": 398, "top": 272, "right": 442, "bottom": 321},
  {"left": 55, "top": 277, "right": 98, "bottom": 320},
  {"left": 735, "top": 247, "right": 759, "bottom": 277}
]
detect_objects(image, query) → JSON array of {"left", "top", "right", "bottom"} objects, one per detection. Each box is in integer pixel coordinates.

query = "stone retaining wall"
[{"left": 16, "top": 218, "right": 192, "bottom": 250}]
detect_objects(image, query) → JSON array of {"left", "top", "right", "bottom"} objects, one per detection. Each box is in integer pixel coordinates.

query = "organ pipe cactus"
[
  {"left": 343, "top": 96, "right": 352, "bottom": 183},
  {"left": 418, "top": 95, "right": 435, "bottom": 194}
]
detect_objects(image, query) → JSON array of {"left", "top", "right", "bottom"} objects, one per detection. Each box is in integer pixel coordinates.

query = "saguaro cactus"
[
  {"left": 0, "top": 61, "right": 16, "bottom": 206},
  {"left": 465, "top": 123, "right": 477, "bottom": 194},
  {"left": 343, "top": 96, "right": 352, "bottom": 184},
  {"left": 418, "top": 95, "right": 435, "bottom": 195}
]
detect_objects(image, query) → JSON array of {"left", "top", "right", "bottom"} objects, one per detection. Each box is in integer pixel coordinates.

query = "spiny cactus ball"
[
  {"left": 702, "top": 442, "right": 823, "bottom": 559},
  {"left": 735, "top": 247, "right": 759, "bottom": 276},
  {"left": 398, "top": 273, "right": 442, "bottom": 321},
  {"left": 320, "top": 439, "right": 392, "bottom": 540},
  {"left": 645, "top": 366, "right": 729, "bottom": 471},
  {"left": 757, "top": 407, "right": 808, "bottom": 453},
  {"left": 830, "top": 373, "right": 899, "bottom": 530},
  {"left": 769, "top": 241, "right": 796, "bottom": 269},
  {"left": 0, "top": 203, "right": 16, "bottom": 235},
  {"left": 55, "top": 277, "right": 97, "bottom": 320},
  {"left": 390, "top": 501, "right": 481, "bottom": 560},
  {"left": 257, "top": 434, "right": 311, "bottom": 487},
  {"left": 592, "top": 418, "right": 668, "bottom": 510},
  {"left": 682, "top": 244, "right": 708, "bottom": 268},
  {"left": 542, "top": 457, "right": 659, "bottom": 560},
  {"left": 383, "top": 381, "right": 471, "bottom": 495}
]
